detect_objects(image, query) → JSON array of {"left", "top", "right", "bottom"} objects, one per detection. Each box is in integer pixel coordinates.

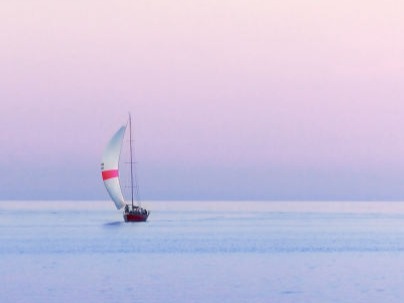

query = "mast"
[{"left": 129, "top": 113, "right": 134, "bottom": 209}]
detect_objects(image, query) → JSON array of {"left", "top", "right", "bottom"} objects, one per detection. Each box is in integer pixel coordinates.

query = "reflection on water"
[{"left": 103, "top": 221, "right": 124, "bottom": 227}]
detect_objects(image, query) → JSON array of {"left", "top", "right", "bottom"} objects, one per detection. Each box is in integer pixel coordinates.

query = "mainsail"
[{"left": 101, "top": 125, "right": 127, "bottom": 209}]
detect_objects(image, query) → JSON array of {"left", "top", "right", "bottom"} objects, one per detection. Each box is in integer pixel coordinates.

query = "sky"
[{"left": 2, "top": 0, "right": 404, "bottom": 201}]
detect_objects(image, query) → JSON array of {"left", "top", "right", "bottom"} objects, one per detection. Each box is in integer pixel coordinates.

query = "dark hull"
[{"left": 123, "top": 212, "right": 149, "bottom": 222}]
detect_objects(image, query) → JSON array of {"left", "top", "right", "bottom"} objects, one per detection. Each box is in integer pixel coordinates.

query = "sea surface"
[{"left": 2, "top": 200, "right": 404, "bottom": 303}]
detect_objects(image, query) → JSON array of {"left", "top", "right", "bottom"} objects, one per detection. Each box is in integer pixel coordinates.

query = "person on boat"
[{"left": 124, "top": 204, "right": 129, "bottom": 213}]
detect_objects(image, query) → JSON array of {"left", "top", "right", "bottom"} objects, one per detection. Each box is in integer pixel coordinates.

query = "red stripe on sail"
[{"left": 102, "top": 169, "right": 119, "bottom": 180}]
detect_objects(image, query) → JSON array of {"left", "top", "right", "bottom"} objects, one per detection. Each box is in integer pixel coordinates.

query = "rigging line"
[
  {"left": 129, "top": 113, "right": 142, "bottom": 206},
  {"left": 129, "top": 113, "right": 135, "bottom": 208}
]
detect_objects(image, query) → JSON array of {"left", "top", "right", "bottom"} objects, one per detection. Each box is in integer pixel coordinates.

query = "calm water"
[{"left": 2, "top": 201, "right": 404, "bottom": 302}]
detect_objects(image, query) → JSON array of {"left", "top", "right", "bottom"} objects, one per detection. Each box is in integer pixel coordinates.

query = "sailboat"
[{"left": 101, "top": 114, "right": 150, "bottom": 222}]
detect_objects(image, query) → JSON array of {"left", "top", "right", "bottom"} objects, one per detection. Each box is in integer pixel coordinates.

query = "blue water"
[{"left": 2, "top": 201, "right": 404, "bottom": 302}]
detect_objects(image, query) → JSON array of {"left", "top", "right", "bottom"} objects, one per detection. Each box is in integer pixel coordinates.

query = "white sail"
[{"left": 101, "top": 125, "right": 127, "bottom": 209}]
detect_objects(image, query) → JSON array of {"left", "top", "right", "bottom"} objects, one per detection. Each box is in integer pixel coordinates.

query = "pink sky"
[{"left": 2, "top": 0, "right": 404, "bottom": 200}]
